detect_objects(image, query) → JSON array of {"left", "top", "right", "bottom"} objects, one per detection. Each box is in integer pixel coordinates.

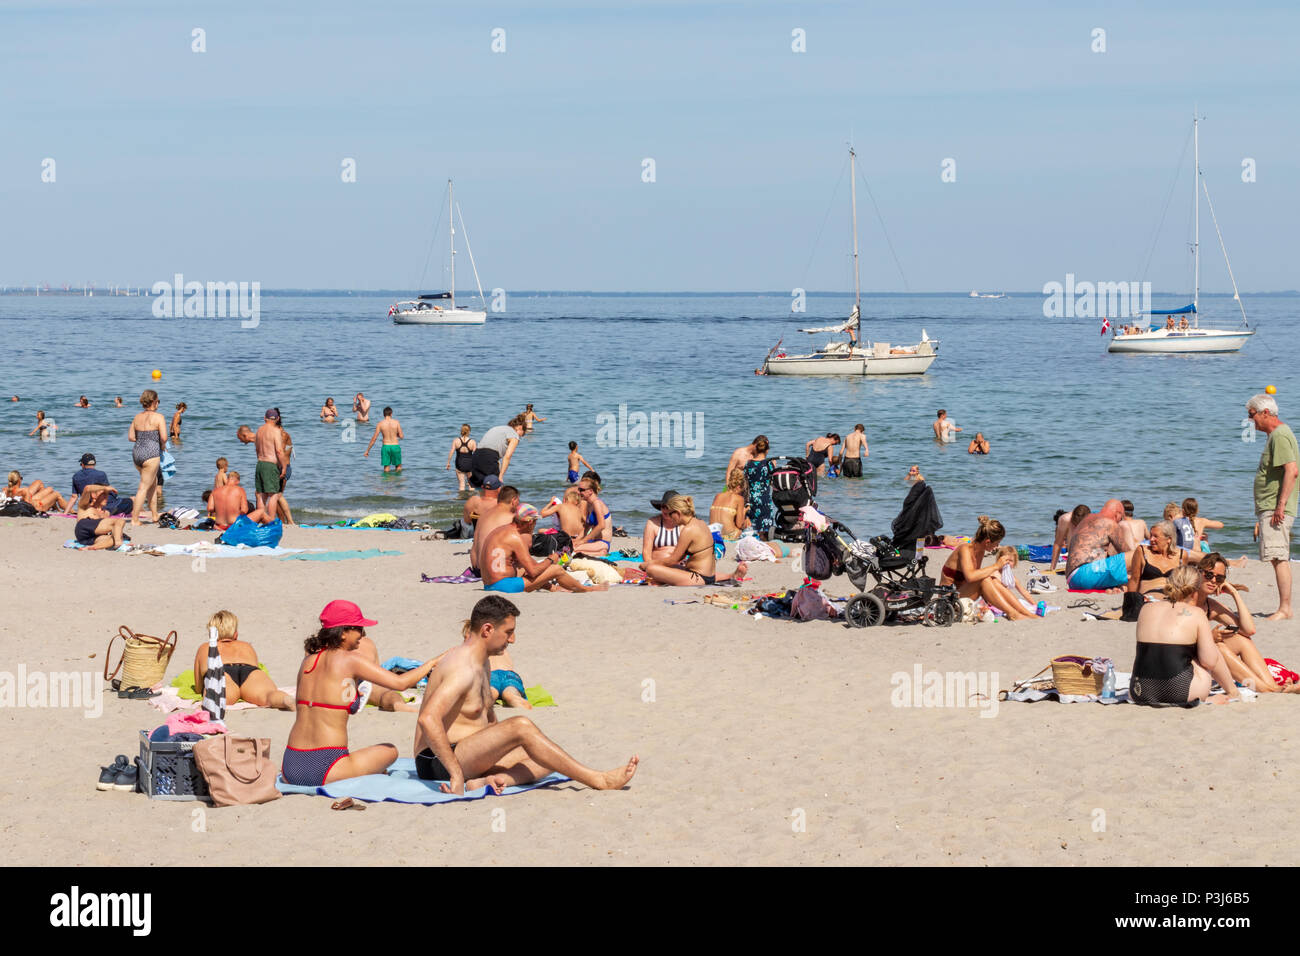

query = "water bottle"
[
  {"left": 1101, "top": 662, "right": 1116, "bottom": 700},
  {"left": 1036, "top": 601, "right": 1046, "bottom": 617}
]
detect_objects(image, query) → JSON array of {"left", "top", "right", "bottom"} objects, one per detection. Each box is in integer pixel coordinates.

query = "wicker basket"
[
  {"left": 104, "top": 626, "right": 177, "bottom": 689},
  {"left": 1051, "top": 655, "right": 1105, "bottom": 695}
]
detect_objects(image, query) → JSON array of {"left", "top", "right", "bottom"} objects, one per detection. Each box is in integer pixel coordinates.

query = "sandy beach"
[{"left": 1, "top": 513, "right": 1296, "bottom": 866}]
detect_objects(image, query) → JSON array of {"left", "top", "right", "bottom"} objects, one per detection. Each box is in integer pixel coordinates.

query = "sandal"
[
  {"left": 1068, "top": 598, "right": 1099, "bottom": 610},
  {"left": 117, "top": 686, "right": 159, "bottom": 699},
  {"left": 330, "top": 797, "right": 366, "bottom": 811}
]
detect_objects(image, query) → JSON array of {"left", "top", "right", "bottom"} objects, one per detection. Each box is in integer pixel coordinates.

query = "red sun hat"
[{"left": 319, "top": 599, "right": 377, "bottom": 629}]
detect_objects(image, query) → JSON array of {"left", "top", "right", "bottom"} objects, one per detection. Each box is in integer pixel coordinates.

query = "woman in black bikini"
[
  {"left": 1131, "top": 566, "right": 1240, "bottom": 706},
  {"left": 446, "top": 424, "right": 476, "bottom": 492},
  {"left": 281, "top": 600, "right": 438, "bottom": 787},
  {"left": 641, "top": 495, "right": 747, "bottom": 586},
  {"left": 1126, "top": 520, "right": 1190, "bottom": 596},
  {"left": 192, "top": 610, "right": 293, "bottom": 711},
  {"left": 939, "top": 516, "right": 1036, "bottom": 620}
]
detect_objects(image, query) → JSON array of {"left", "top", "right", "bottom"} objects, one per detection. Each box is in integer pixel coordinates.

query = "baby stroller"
[
  {"left": 801, "top": 479, "right": 960, "bottom": 628},
  {"left": 768, "top": 457, "right": 817, "bottom": 542}
]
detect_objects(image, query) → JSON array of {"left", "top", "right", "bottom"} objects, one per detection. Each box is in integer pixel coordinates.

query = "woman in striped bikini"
[{"left": 281, "top": 600, "right": 439, "bottom": 787}]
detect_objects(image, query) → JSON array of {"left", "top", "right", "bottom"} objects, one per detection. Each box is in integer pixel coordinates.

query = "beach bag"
[
  {"left": 192, "top": 735, "right": 281, "bottom": 807},
  {"left": 0, "top": 499, "right": 39, "bottom": 517},
  {"left": 791, "top": 584, "right": 837, "bottom": 622},
  {"left": 530, "top": 530, "right": 572, "bottom": 557},
  {"left": 802, "top": 527, "right": 839, "bottom": 580},
  {"left": 216, "top": 515, "right": 284, "bottom": 548},
  {"left": 1050, "top": 655, "right": 1106, "bottom": 695},
  {"left": 104, "top": 626, "right": 177, "bottom": 689},
  {"left": 1120, "top": 591, "right": 1146, "bottom": 623}
]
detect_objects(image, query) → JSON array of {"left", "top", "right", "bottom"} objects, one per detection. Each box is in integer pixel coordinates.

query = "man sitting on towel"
[
  {"left": 74, "top": 491, "right": 128, "bottom": 550},
  {"left": 479, "top": 504, "right": 597, "bottom": 594},
  {"left": 1065, "top": 499, "right": 1130, "bottom": 591},
  {"left": 470, "top": 483, "right": 519, "bottom": 577},
  {"left": 412, "top": 595, "right": 638, "bottom": 794},
  {"left": 209, "top": 471, "right": 274, "bottom": 530}
]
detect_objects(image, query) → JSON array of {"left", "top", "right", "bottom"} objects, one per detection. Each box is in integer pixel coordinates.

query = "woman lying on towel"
[
  {"left": 193, "top": 609, "right": 294, "bottom": 711},
  {"left": 1193, "top": 553, "right": 1298, "bottom": 694},
  {"left": 640, "top": 494, "right": 747, "bottom": 586},
  {"left": 939, "top": 516, "right": 1037, "bottom": 621},
  {"left": 5, "top": 471, "right": 69, "bottom": 512},
  {"left": 1131, "top": 566, "right": 1241, "bottom": 706},
  {"left": 281, "top": 601, "right": 439, "bottom": 787}
]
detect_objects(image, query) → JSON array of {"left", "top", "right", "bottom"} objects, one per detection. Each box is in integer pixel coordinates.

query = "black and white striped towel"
[{"left": 201, "top": 625, "right": 226, "bottom": 721}]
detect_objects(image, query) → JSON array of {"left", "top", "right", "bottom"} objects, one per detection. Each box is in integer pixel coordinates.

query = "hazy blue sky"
[{"left": 3, "top": 0, "right": 1297, "bottom": 292}]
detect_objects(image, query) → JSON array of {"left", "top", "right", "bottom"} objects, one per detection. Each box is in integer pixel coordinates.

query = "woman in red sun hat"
[{"left": 281, "top": 600, "right": 439, "bottom": 787}]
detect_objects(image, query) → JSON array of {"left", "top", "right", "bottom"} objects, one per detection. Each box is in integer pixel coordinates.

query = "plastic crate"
[{"left": 138, "top": 730, "right": 210, "bottom": 801}]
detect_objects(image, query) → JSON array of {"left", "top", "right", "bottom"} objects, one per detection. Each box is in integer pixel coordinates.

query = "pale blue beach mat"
[{"left": 277, "top": 758, "right": 568, "bottom": 804}]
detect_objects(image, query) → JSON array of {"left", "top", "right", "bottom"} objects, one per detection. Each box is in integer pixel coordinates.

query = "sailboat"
[
  {"left": 390, "top": 180, "right": 487, "bottom": 325},
  {"left": 761, "top": 147, "right": 938, "bottom": 376},
  {"left": 1108, "top": 113, "right": 1254, "bottom": 354}
]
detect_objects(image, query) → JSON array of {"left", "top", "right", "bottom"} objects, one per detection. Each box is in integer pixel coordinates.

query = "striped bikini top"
[{"left": 654, "top": 523, "right": 680, "bottom": 550}]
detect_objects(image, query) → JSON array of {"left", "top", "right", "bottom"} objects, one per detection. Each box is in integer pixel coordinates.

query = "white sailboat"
[
  {"left": 762, "top": 147, "right": 938, "bottom": 376},
  {"left": 1108, "top": 112, "right": 1254, "bottom": 354},
  {"left": 391, "top": 180, "right": 487, "bottom": 325}
]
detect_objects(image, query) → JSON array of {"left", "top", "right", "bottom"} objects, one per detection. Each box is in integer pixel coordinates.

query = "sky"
[{"left": 2, "top": 0, "right": 1297, "bottom": 292}]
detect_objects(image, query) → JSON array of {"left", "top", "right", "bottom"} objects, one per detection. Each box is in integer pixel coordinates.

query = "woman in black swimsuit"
[
  {"left": 1130, "top": 566, "right": 1240, "bottom": 706},
  {"left": 1126, "top": 520, "right": 1189, "bottom": 596},
  {"left": 446, "top": 423, "right": 476, "bottom": 492},
  {"left": 804, "top": 433, "right": 841, "bottom": 476},
  {"left": 191, "top": 610, "right": 293, "bottom": 711}
]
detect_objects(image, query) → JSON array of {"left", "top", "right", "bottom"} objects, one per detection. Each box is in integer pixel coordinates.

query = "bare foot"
[
  {"left": 734, "top": 561, "right": 749, "bottom": 580},
  {"left": 1266, "top": 610, "right": 1293, "bottom": 621},
  {"left": 1206, "top": 695, "right": 1231, "bottom": 706},
  {"left": 597, "top": 755, "right": 639, "bottom": 790},
  {"left": 1283, "top": 682, "right": 1300, "bottom": 695},
  {"left": 466, "top": 773, "right": 513, "bottom": 794}
]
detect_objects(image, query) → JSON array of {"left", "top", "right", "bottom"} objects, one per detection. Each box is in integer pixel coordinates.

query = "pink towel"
[{"left": 165, "top": 711, "right": 228, "bottom": 736}]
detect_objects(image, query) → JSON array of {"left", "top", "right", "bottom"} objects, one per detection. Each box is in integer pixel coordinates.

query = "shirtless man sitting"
[
  {"left": 480, "top": 504, "right": 598, "bottom": 593},
  {"left": 1065, "top": 498, "right": 1131, "bottom": 591},
  {"left": 1119, "top": 499, "right": 1149, "bottom": 553},
  {"left": 1050, "top": 504, "right": 1090, "bottom": 573},
  {"left": 471, "top": 485, "right": 519, "bottom": 575},
  {"left": 458, "top": 474, "right": 501, "bottom": 542},
  {"left": 210, "top": 472, "right": 273, "bottom": 529},
  {"left": 413, "top": 596, "right": 638, "bottom": 793}
]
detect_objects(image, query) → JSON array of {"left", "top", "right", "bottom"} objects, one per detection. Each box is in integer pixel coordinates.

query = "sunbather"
[
  {"left": 1125, "top": 520, "right": 1192, "bottom": 596},
  {"left": 488, "top": 648, "right": 531, "bottom": 709},
  {"left": 709, "top": 470, "right": 749, "bottom": 540},
  {"left": 640, "top": 494, "right": 747, "bottom": 586},
  {"left": 940, "top": 516, "right": 1036, "bottom": 620},
  {"left": 6, "top": 471, "right": 69, "bottom": 512},
  {"left": 281, "top": 601, "right": 438, "bottom": 786},
  {"left": 1194, "top": 552, "right": 1298, "bottom": 694},
  {"left": 1131, "top": 566, "right": 1240, "bottom": 706},
  {"left": 540, "top": 486, "right": 585, "bottom": 538},
  {"left": 191, "top": 610, "right": 293, "bottom": 711},
  {"left": 412, "top": 595, "right": 637, "bottom": 794}
]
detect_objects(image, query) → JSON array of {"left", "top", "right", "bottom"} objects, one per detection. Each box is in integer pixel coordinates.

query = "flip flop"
[{"left": 117, "top": 686, "right": 158, "bottom": 699}]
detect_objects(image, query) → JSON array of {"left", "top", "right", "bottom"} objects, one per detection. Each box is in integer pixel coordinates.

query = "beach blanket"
[
  {"left": 1003, "top": 671, "right": 1131, "bottom": 704},
  {"left": 63, "top": 540, "right": 316, "bottom": 557},
  {"left": 280, "top": 548, "right": 402, "bottom": 561},
  {"left": 422, "top": 567, "right": 480, "bottom": 584},
  {"left": 499, "top": 686, "right": 556, "bottom": 707},
  {"left": 276, "top": 759, "right": 568, "bottom": 804},
  {"left": 605, "top": 551, "right": 643, "bottom": 562}
]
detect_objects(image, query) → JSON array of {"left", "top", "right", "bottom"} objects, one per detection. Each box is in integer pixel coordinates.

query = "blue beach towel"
[
  {"left": 275, "top": 758, "right": 568, "bottom": 804},
  {"left": 280, "top": 548, "right": 402, "bottom": 561},
  {"left": 160, "top": 450, "right": 177, "bottom": 481}
]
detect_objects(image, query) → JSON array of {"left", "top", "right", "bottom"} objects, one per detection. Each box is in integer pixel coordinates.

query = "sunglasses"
[{"left": 1203, "top": 572, "right": 1226, "bottom": 584}]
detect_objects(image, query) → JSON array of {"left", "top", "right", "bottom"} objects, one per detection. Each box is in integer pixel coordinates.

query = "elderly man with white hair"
[{"left": 1248, "top": 393, "right": 1298, "bottom": 620}]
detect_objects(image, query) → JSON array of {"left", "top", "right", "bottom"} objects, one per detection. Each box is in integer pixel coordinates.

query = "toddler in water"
[
  {"left": 213, "top": 457, "right": 229, "bottom": 490},
  {"left": 488, "top": 649, "right": 531, "bottom": 709},
  {"left": 566, "top": 441, "right": 591, "bottom": 484}
]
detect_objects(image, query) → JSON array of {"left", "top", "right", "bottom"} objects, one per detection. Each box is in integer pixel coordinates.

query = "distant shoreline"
[{"left": 4, "top": 289, "right": 1298, "bottom": 298}]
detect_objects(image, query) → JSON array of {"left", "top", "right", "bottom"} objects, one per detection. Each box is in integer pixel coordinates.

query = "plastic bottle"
[
  {"left": 1036, "top": 601, "right": 1046, "bottom": 617},
  {"left": 1101, "top": 661, "right": 1116, "bottom": 700}
]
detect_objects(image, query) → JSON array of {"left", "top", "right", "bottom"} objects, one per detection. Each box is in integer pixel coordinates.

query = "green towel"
[
  {"left": 493, "top": 685, "right": 556, "bottom": 707},
  {"left": 172, "top": 664, "right": 268, "bottom": 700}
]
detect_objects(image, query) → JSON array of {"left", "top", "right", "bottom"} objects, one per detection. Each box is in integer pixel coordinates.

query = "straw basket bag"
[
  {"left": 1050, "top": 655, "right": 1106, "bottom": 695},
  {"left": 104, "top": 626, "right": 177, "bottom": 690}
]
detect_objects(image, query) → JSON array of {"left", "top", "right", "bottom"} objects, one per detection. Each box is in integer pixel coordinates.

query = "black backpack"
[
  {"left": 530, "top": 531, "right": 573, "bottom": 557},
  {"left": 0, "top": 500, "right": 39, "bottom": 518},
  {"left": 802, "top": 527, "right": 841, "bottom": 580}
]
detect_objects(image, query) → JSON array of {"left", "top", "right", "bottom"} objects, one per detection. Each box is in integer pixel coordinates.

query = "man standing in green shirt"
[{"left": 1249, "top": 393, "right": 1298, "bottom": 620}]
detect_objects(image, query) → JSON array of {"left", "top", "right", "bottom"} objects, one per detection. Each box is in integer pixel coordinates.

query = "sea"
[{"left": 2, "top": 292, "right": 1294, "bottom": 553}]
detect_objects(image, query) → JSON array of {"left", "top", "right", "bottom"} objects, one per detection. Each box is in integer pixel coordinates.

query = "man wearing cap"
[
  {"left": 254, "top": 409, "right": 288, "bottom": 521},
  {"left": 71, "top": 454, "right": 132, "bottom": 515},
  {"left": 480, "top": 504, "right": 597, "bottom": 593},
  {"left": 413, "top": 595, "right": 637, "bottom": 794},
  {"left": 470, "top": 485, "right": 520, "bottom": 577},
  {"left": 459, "top": 474, "right": 501, "bottom": 542}
]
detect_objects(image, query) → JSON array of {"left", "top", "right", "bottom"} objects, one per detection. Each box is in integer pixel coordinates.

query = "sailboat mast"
[
  {"left": 448, "top": 179, "right": 456, "bottom": 309},
  {"left": 849, "top": 147, "right": 861, "bottom": 308},
  {"left": 1193, "top": 110, "right": 1199, "bottom": 323}
]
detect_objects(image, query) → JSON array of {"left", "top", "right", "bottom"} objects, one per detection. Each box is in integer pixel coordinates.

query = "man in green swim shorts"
[
  {"left": 364, "top": 406, "right": 405, "bottom": 473},
  {"left": 254, "top": 409, "right": 288, "bottom": 519}
]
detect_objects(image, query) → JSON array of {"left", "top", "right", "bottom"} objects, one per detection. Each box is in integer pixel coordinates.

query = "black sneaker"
[
  {"left": 113, "top": 763, "right": 139, "bottom": 792},
  {"left": 97, "top": 755, "right": 129, "bottom": 791}
]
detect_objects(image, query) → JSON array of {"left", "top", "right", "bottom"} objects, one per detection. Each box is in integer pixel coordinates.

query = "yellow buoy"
[
  {"left": 1266, "top": 385, "right": 1277, "bottom": 395},
  {"left": 151, "top": 369, "right": 162, "bottom": 380}
]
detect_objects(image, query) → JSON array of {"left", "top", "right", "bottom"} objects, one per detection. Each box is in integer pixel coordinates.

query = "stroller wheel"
[
  {"left": 845, "top": 592, "right": 886, "bottom": 629},
  {"left": 923, "top": 595, "right": 957, "bottom": 628}
]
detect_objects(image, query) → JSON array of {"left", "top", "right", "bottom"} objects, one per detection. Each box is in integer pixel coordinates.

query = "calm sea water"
[{"left": 1, "top": 293, "right": 1294, "bottom": 552}]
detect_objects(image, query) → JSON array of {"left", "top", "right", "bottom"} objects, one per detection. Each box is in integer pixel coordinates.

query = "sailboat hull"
[
  {"left": 393, "top": 309, "right": 486, "bottom": 326},
  {"left": 765, "top": 343, "right": 938, "bottom": 375},
  {"left": 1107, "top": 329, "right": 1253, "bottom": 353}
]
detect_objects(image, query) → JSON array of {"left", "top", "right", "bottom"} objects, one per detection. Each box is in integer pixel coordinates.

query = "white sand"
[{"left": 2, "top": 516, "right": 1296, "bottom": 865}]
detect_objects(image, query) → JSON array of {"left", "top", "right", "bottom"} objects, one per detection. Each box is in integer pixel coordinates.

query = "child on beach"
[
  {"left": 1165, "top": 502, "right": 1198, "bottom": 552},
  {"left": 995, "top": 546, "right": 1044, "bottom": 614},
  {"left": 566, "top": 441, "right": 591, "bottom": 484},
  {"left": 488, "top": 649, "right": 532, "bottom": 709},
  {"left": 1182, "top": 497, "right": 1223, "bottom": 553},
  {"left": 213, "top": 457, "right": 229, "bottom": 490}
]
